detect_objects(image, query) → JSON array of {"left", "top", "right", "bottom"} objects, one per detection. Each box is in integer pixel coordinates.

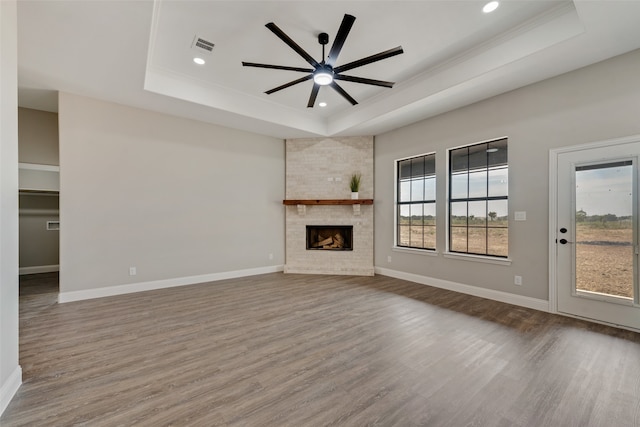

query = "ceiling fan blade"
[
  {"left": 242, "top": 62, "right": 314, "bottom": 73},
  {"left": 266, "top": 22, "right": 320, "bottom": 68},
  {"left": 334, "top": 74, "right": 395, "bottom": 88},
  {"left": 265, "top": 74, "right": 313, "bottom": 95},
  {"left": 334, "top": 46, "right": 404, "bottom": 74},
  {"left": 307, "top": 84, "right": 320, "bottom": 108},
  {"left": 330, "top": 81, "right": 358, "bottom": 105},
  {"left": 326, "top": 14, "right": 356, "bottom": 67}
]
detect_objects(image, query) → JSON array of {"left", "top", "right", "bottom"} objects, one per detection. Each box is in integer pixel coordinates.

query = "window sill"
[
  {"left": 443, "top": 252, "right": 512, "bottom": 266},
  {"left": 393, "top": 246, "right": 439, "bottom": 257}
]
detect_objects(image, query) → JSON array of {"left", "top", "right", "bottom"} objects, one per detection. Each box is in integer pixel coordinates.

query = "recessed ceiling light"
[
  {"left": 319, "top": 102, "right": 327, "bottom": 107},
  {"left": 483, "top": 1, "right": 499, "bottom": 13},
  {"left": 193, "top": 57, "right": 205, "bottom": 65}
]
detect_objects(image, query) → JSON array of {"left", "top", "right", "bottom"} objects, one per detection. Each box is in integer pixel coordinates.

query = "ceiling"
[{"left": 17, "top": 1, "right": 640, "bottom": 139}]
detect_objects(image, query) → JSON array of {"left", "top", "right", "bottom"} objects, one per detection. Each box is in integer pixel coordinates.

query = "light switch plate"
[{"left": 514, "top": 211, "right": 526, "bottom": 221}]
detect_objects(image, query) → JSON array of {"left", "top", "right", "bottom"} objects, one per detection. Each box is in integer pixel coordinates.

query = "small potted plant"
[{"left": 350, "top": 173, "right": 361, "bottom": 199}]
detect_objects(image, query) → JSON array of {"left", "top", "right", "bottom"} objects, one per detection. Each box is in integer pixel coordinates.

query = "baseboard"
[
  {"left": 19, "top": 264, "right": 59, "bottom": 275},
  {"left": 375, "top": 267, "right": 550, "bottom": 312},
  {"left": 284, "top": 265, "right": 375, "bottom": 276},
  {"left": 58, "top": 265, "right": 285, "bottom": 303},
  {"left": 0, "top": 365, "right": 22, "bottom": 417}
]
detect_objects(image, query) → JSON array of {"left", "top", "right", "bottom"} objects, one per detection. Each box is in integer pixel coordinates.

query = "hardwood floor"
[{"left": 3, "top": 272, "right": 640, "bottom": 426}]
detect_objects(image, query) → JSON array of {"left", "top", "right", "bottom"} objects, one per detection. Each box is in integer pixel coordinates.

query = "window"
[
  {"left": 449, "top": 138, "right": 508, "bottom": 257},
  {"left": 397, "top": 153, "right": 436, "bottom": 250}
]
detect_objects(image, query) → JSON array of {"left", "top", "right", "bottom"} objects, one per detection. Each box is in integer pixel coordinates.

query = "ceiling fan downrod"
[{"left": 318, "top": 32, "right": 329, "bottom": 63}]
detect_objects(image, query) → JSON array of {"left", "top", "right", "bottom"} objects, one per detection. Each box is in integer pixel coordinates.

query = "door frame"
[{"left": 549, "top": 133, "right": 640, "bottom": 329}]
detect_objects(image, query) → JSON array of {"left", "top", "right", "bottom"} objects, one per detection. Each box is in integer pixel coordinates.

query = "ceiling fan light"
[{"left": 313, "top": 71, "right": 333, "bottom": 86}]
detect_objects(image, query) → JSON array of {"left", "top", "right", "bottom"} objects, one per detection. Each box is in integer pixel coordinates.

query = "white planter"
[{"left": 351, "top": 192, "right": 359, "bottom": 199}]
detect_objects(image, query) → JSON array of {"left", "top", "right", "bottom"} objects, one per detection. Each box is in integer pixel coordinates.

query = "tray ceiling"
[{"left": 17, "top": 1, "right": 640, "bottom": 138}]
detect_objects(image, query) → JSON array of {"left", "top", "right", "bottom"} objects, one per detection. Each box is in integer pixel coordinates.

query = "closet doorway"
[{"left": 19, "top": 163, "right": 60, "bottom": 294}]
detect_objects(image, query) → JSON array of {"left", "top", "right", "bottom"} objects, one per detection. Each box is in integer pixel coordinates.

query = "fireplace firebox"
[{"left": 306, "top": 225, "right": 353, "bottom": 250}]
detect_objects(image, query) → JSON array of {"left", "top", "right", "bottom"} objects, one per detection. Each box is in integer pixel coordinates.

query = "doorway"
[{"left": 551, "top": 135, "right": 640, "bottom": 331}]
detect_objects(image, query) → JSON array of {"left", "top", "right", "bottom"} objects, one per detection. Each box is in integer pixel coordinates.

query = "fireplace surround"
[{"left": 284, "top": 136, "right": 374, "bottom": 276}]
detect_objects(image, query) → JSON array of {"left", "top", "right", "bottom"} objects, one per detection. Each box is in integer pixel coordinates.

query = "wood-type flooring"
[{"left": 2, "top": 272, "right": 640, "bottom": 426}]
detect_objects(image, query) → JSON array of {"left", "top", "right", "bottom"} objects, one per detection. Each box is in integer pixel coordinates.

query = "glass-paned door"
[{"left": 556, "top": 140, "right": 640, "bottom": 330}]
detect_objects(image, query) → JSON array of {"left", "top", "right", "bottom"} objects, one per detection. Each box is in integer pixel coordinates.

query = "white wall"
[
  {"left": 374, "top": 48, "right": 640, "bottom": 302},
  {"left": 58, "top": 93, "right": 285, "bottom": 299},
  {"left": 0, "top": 0, "right": 22, "bottom": 416}
]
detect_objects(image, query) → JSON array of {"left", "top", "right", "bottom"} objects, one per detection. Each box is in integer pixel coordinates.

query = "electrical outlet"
[
  {"left": 514, "top": 275, "right": 522, "bottom": 285},
  {"left": 269, "top": 253, "right": 274, "bottom": 260},
  {"left": 387, "top": 255, "right": 392, "bottom": 263},
  {"left": 129, "top": 267, "right": 137, "bottom": 276}
]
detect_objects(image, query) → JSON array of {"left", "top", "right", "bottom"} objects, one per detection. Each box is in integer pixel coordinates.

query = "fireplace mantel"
[
  {"left": 284, "top": 199, "right": 373, "bottom": 216},
  {"left": 283, "top": 199, "right": 373, "bottom": 205}
]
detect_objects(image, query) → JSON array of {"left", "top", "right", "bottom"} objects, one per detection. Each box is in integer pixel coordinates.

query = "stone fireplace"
[{"left": 284, "top": 136, "right": 374, "bottom": 276}]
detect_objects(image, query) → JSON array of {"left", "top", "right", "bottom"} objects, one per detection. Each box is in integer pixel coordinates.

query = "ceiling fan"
[{"left": 242, "top": 14, "right": 404, "bottom": 108}]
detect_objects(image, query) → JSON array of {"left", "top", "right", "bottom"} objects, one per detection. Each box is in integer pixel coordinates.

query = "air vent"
[{"left": 192, "top": 36, "right": 214, "bottom": 54}]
